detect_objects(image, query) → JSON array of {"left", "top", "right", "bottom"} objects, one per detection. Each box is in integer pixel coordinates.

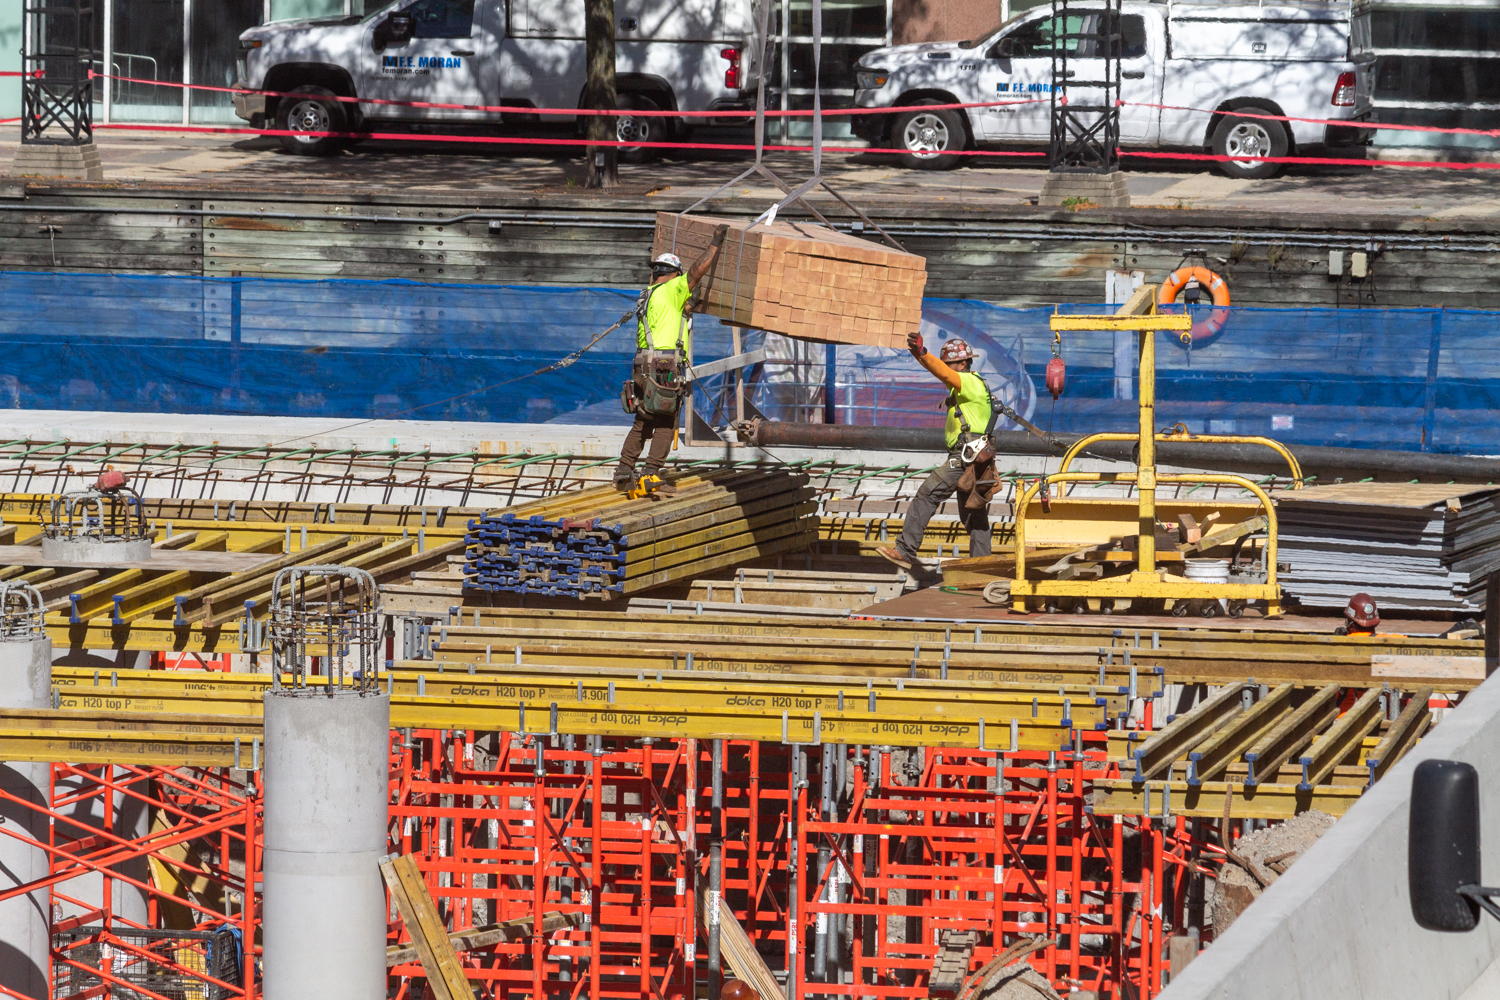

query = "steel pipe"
[{"left": 747, "top": 419, "right": 1500, "bottom": 482}]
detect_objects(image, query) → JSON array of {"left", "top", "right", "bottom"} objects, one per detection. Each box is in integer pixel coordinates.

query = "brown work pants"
[{"left": 615, "top": 406, "right": 678, "bottom": 482}]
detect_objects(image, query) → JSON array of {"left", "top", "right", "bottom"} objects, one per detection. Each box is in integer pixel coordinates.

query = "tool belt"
[{"left": 623, "top": 349, "right": 685, "bottom": 418}]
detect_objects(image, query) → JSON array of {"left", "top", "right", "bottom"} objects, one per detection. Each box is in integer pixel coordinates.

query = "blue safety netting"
[{"left": 0, "top": 270, "right": 1495, "bottom": 455}]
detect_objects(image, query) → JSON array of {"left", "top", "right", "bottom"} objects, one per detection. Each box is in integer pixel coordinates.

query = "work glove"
[
  {"left": 712, "top": 224, "right": 730, "bottom": 245},
  {"left": 906, "top": 331, "right": 926, "bottom": 358}
]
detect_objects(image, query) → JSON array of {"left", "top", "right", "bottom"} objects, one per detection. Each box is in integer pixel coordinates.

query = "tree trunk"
[{"left": 584, "top": 0, "right": 619, "bottom": 189}]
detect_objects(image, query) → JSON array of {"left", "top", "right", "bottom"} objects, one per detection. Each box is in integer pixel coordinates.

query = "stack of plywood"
[
  {"left": 652, "top": 212, "right": 926, "bottom": 348},
  {"left": 1273, "top": 482, "right": 1500, "bottom": 612}
]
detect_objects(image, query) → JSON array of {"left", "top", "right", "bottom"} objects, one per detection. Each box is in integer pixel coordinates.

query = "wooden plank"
[
  {"left": 386, "top": 911, "right": 575, "bottom": 967},
  {"left": 379, "top": 854, "right": 475, "bottom": 1000},
  {"left": 696, "top": 883, "right": 782, "bottom": 1000},
  {"left": 1371, "top": 654, "right": 1486, "bottom": 680}
]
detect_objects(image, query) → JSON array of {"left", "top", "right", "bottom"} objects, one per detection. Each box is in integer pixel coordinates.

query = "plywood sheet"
[{"left": 1272, "top": 483, "right": 1498, "bottom": 508}]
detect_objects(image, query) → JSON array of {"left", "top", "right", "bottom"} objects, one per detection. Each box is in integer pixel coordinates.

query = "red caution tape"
[
  {"left": 1118, "top": 98, "right": 1500, "bottom": 140},
  {"left": 1122, "top": 149, "right": 1500, "bottom": 171},
  {"left": 93, "top": 120, "right": 1051, "bottom": 158}
]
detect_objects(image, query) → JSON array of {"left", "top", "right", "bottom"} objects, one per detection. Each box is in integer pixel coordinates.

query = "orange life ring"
[{"left": 1157, "top": 267, "right": 1231, "bottom": 345}]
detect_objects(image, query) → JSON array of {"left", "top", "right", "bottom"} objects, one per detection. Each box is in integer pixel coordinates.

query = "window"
[
  {"left": 406, "top": 0, "right": 474, "bottom": 39},
  {"left": 992, "top": 14, "right": 1145, "bottom": 60}
]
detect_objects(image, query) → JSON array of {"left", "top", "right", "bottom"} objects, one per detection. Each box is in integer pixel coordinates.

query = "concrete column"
[
  {"left": 0, "top": 637, "right": 52, "bottom": 1000},
  {"left": 262, "top": 690, "right": 390, "bottom": 1000}
]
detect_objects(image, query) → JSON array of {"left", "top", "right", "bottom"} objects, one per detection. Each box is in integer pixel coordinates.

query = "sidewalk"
[{"left": 3, "top": 129, "right": 1499, "bottom": 221}]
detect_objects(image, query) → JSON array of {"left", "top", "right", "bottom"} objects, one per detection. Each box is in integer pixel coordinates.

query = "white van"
[
  {"left": 851, "top": 0, "right": 1373, "bottom": 178},
  {"left": 233, "top": 0, "right": 755, "bottom": 158}
]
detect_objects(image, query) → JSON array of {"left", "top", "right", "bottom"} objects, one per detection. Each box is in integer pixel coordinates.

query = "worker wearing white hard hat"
[{"left": 614, "top": 226, "right": 729, "bottom": 492}]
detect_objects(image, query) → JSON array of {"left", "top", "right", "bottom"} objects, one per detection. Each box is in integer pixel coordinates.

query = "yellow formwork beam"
[
  {"left": 1089, "top": 778, "right": 1366, "bottom": 820},
  {"left": 0, "top": 708, "right": 261, "bottom": 767},
  {"left": 432, "top": 606, "right": 1477, "bottom": 660},
  {"left": 425, "top": 638, "right": 1162, "bottom": 694},
  {"left": 50, "top": 671, "right": 1083, "bottom": 750},
  {"left": 388, "top": 669, "right": 1107, "bottom": 729}
]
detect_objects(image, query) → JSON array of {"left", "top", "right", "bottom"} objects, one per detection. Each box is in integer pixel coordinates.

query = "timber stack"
[{"left": 462, "top": 470, "right": 818, "bottom": 598}]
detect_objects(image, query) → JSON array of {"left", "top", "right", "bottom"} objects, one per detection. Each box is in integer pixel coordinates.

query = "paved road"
[{"left": 4, "top": 128, "right": 1500, "bottom": 221}]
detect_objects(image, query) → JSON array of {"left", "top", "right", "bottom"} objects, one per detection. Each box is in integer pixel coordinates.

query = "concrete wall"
[{"left": 1160, "top": 670, "right": 1500, "bottom": 1000}]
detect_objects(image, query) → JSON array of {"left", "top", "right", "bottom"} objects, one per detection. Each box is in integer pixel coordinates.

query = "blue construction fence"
[{"left": 1, "top": 270, "right": 1497, "bottom": 454}]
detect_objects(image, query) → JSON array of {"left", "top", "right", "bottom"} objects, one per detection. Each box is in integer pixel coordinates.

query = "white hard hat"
[{"left": 653, "top": 253, "right": 683, "bottom": 270}]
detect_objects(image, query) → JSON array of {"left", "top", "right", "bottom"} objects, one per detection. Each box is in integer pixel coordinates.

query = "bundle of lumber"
[
  {"left": 1273, "top": 482, "right": 1500, "bottom": 611},
  {"left": 653, "top": 212, "right": 925, "bottom": 348},
  {"left": 463, "top": 470, "right": 818, "bottom": 599}
]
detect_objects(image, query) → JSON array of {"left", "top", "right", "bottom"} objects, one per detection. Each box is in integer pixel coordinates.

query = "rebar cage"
[
  {"left": 269, "top": 565, "right": 381, "bottom": 692},
  {"left": 45, "top": 484, "right": 148, "bottom": 544},
  {"left": 0, "top": 581, "right": 47, "bottom": 641}
]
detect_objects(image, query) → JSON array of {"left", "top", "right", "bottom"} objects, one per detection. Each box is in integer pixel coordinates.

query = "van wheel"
[
  {"left": 894, "top": 101, "right": 965, "bottom": 170},
  {"left": 277, "top": 85, "right": 347, "bottom": 157},
  {"left": 1211, "top": 113, "right": 1288, "bottom": 180},
  {"left": 616, "top": 94, "right": 664, "bottom": 164}
]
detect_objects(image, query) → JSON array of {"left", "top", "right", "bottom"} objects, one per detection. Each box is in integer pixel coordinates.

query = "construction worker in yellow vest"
[
  {"left": 877, "top": 332, "right": 995, "bottom": 569},
  {"left": 613, "top": 225, "right": 728, "bottom": 493}
]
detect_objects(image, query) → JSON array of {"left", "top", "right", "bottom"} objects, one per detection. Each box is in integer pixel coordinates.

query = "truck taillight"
[
  {"left": 1332, "top": 71, "right": 1356, "bottom": 106},
  {"left": 722, "top": 47, "right": 741, "bottom": 89}
]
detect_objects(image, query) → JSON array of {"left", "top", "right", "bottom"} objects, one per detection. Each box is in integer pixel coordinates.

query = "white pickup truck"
[
  {"left": 233, "top": 0, "right": 755, "bottom": 158},
  {"left": 852, "top": 0, "right": 1373, "bottom": 178}
]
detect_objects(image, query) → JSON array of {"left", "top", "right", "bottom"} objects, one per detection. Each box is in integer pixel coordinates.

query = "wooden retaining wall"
[{"left": 0, "top": 185, "right": 1497, "bottom": 309}]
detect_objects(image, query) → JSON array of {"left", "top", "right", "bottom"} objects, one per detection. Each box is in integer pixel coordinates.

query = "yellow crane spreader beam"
[{"left": 49, "top": 675, "right": 1081, "bottom": 751}]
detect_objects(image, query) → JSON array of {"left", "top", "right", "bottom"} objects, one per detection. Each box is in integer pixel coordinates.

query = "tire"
[
  {"left": 1211, "top": 112, "right": 1288, "bottom": 180},
  {"left": 893, "top": 101, "right": 966, "bottom": 170},
  {"left": 616, "top": 94, "right": 665, "bottom": 164},
  {"left": 276, "top": 85, "right": 347, "bottom": 157}
]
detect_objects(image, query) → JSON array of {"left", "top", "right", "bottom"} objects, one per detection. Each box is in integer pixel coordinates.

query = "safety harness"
[
  {"left": 951, "top": 371, "right": 999, "bottom": 465},
  {"left": 622, "top": 282, "right": 689, "bottom": 419}
]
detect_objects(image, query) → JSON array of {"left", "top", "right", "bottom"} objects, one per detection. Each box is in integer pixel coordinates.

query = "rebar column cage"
[
  {"left": 1047, "top": 0, "right": 1123, "bottom": 172},
  {"left": 20, "top": 0, "right": 97, "bottom": 145},
  {"left": 269, "top": 565, "right": 381, "bottom": 692},
  {"left": 0, "top": 582, "right": 46, "bottom": 640},
  {"left": 44, "top": 484, "right": 148, "bottom": 543}
]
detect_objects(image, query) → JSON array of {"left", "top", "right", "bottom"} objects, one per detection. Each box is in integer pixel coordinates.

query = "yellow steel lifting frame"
[{"left": 1011, "top": 287, "right": 1297, "bottom": 617}]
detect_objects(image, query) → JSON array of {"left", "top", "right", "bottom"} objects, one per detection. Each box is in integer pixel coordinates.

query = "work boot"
[
  {"left": 876, "top": 545, "right": 912, "bottom": 570},
  {"left": 651, "top": 479, "right": 678, "bottom": 496},
  {"left": 612, "top": 474, "right": 633, "bottom": 492}
]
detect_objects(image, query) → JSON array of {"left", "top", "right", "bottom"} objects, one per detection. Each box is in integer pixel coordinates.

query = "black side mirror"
[
  {"left": 386, "top": 13, "right": 415, "bottom": 41},
  {"left": 1409, "top": 759, "right": 1500, "bottom": 930}
]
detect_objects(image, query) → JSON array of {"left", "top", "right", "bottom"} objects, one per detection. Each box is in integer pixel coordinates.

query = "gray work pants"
[{"left": 896, "top": 454, "right": 992, "bottom": 561}]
